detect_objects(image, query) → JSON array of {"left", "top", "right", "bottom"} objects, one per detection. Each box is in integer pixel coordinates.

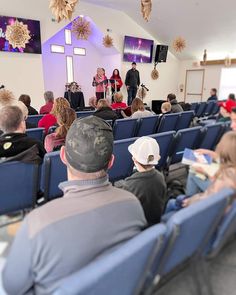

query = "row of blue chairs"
[
  {"left": 0, "top": 122, "right": 229, "bottom": 216},
  {"left": 54, "top": 188, "right": 236, "bottom": 295},
  {"left": 26, "top": 111, "right": 195, "bottom": 142},
  {"left": 191, "top": 101, "right": 219, "bottom": 118}
]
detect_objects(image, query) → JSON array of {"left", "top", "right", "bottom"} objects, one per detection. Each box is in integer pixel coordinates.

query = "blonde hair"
[
  {"left": 215, "top": 131, "right": 236, "bottom": 173},
  {"left": 56, "top": 107, "right": 76, "bottom": 139},
  {"left": 131, "top": 98, "right": 144, "bottom": 114},
  {"left": 0, "top": 89, "right": 15, "bottom": 108},
  {"left": 161, "top": 102, "right": 171, "bottom": 113},
  {"left": 114, "top": 92, "right": 123, "bottom": 103},
  {"left": 97, "top": 99, "right": 110, "bottom": 110},
  {"left": 51, "top": 97, "right": 70, "bottom": 116}
]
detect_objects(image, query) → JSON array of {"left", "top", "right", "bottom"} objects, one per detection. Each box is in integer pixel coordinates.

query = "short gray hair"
[
  {"left": 0, "top": 106, "right": 24, "bottom": 133},
  {"left": 44, "top": 91, "right": 54, "bottom": 102}
]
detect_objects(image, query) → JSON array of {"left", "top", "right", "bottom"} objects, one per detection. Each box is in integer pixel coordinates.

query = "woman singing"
[
  {"left": 110, "top": 69, "right": 123, "bottom": 102},
  {"left": 92, "top": 68, "right": 108, "bottom": 102}
]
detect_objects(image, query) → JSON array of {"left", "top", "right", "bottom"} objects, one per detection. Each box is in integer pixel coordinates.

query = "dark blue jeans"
[{"left": 127, "top": 86, "right": 138, "bottom": 105}]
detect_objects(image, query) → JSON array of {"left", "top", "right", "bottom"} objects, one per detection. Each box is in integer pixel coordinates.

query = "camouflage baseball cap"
[{"left": 65, "top": 116, "right": 114, "bottom": 173}]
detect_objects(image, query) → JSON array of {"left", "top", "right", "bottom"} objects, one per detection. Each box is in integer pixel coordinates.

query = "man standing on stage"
[{"left": 125, "top": 62, "right": 140, "bottom": 105}]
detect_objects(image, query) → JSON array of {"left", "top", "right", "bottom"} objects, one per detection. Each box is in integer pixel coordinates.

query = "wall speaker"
[{"left": 155, "top": 45, "right": 168, "bottom": 63}]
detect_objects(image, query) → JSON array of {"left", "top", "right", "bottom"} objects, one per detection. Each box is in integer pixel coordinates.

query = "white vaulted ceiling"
[{"left": 82, "top": 0, "right": 236, "bottom": 60}]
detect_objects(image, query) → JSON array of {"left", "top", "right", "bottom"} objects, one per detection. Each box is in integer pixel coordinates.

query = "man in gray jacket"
[
  {"left": 2, "top": 116, "right": 147, "bottom": 295},
  {"left": 167, "top": 93, "right": 183, "bottom": 113}
]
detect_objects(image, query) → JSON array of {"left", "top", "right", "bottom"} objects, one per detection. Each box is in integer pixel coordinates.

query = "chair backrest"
[
  {"left": 76, "top": 111, "right": 95, "bottom": 118},
  {"left": 157, "top": 113, "right": 180, "bottom": 133},
  {"left": 40, "top": 151, "right": 67, "bottom": 201},
  {"left": 204, "top": 102, "right": 216, "bottom": 116},
  {"left": 108, "top": 138, "right": 137, "bottom": 182},
  {"left": 195, "top": 102, "right": 207, "bottom": 117},
  {"left": 175, "top": 111, "right": 194, "bottom": 131},
  {"left": 211, "top": 103, "right": 220, "bottom": 115},
  {"left": 199, "top": 123, "right": 224, "bottom": 150},
  {"left": 170, "top": 127, "right": 202, "bottom": 165},
  {"left": 150, "top": 131, "right": 176, "bottom": 170},
  {"left": 113, "top": 119, "right": 138, "bottom": 140},
  {"left": 54, "top": 224, "right": 167, "bottom": 295},
  {"left": 26, "top": 115, "right": 43, "bottom": 126},
  {"left": 157, "top": 189, "right": 231, "bottom": 276},
  {"left": 207, "top": 194, "right": 236, "bottom": 258},
  {"left": 0, "top": 161, "right": 39, "bottom": 214},
  {"left": 136, "top": 116, "right": 159, "bottom": 137},
  {"left": 191, "top": 102, "right": 199, "bottom": 113},
  {"left": 26, "top": 128, "right": 44, "bottom": 142}
]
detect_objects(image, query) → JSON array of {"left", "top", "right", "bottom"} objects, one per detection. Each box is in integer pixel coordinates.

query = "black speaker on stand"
[{"left": 155, "top": 45, "right": 168, "bottom": 63}]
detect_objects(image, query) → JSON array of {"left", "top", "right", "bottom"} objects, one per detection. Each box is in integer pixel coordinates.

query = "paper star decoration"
[
  {"left": 49, "top": 0, "right": 79, "bottom": 23},
  {"left": 5, "top": 19, "right": 31, "bottom": 49},
  {"left": 72, "top": 17, "right": 91, "bottom": 40},
  {"left": 141, "top": 0, "right": 152, "bottom": 22},
  {"left": 173, "top": 37, "right": 186, "bottom": 53},
  {"left": 103, "top": 35, "right": 113, "bottom": 48}
]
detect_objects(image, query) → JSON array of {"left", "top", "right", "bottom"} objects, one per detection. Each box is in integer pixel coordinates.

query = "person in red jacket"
[
  {"left": 111, "top": 92, "right": 127, "bottom": 110},
  {"left": 110, "top": 69, "right": 123, "bottom": 102},
  {"left": 38, "top": 97, "right": 70, "bottom": 134}
]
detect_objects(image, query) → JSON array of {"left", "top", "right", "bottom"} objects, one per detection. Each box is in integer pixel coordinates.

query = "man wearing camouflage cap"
[{"left": 3, "top": 116, "right": 147, "bottom": 295}]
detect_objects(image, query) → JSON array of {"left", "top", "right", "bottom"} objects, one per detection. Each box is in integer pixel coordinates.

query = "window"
[
  {"left": 65, "top": 29, "right": 72, "bottom": 45},
  {"left": 50, "top": 45, "right": 65, "bottom": 53},
  {"left": 66, "top": 56, "right": 74, "bottom": 83},
  {"left": 219, "top": 68, "right": 236, "bottom": 100},
  {"left": 73, "top": 47, "right": 86, "bottom": 56}
]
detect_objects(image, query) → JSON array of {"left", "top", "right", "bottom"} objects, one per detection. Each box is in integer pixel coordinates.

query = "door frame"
[{"left": 184, "top": 69, "right": 205, "bottom": 102}]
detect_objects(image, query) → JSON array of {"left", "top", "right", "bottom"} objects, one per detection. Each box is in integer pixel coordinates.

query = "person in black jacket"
[
  {"left": 115, "top": 137, "right": 167, "bottom": 226},
  {"left": 93, "top": 99, "right": 118, "bottom": 122},
  {"left": 19, "top": 94, "right": 38, "bottom": 116},
  {"left": 207, "top": 88, "right": 218, "bottom": 101},
  {"left": 0, "top": 106, "right": 46, "bottom": 164},
  {"left": 125, "top": 62, "right": 140, "bottom": 106},
  {"left": 167, "top": 93, "right": 183, "bottom": 113}
]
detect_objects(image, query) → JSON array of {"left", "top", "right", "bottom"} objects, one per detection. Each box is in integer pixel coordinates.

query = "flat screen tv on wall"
[
  {"left": 0, "top": 15, "right": 42, "bottom": 54},
  {"left": 123, "top": 35, "right": 154, "bottom": 63}
]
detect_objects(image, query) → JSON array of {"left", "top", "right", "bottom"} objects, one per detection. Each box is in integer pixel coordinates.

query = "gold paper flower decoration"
[
  {"left": 72, "top": 17, "right": 91, "bottom": 40},
  {"left": 151, "top": 68, "right": 159, "bottom": 80},
  {"left": 141, "top": 0, "right": 152, "bottom": 22},
  {"left": 5, "top": 20, "right": 31, "bottom": 49},
  {"left": 103, "top": 35, "right": 113, "bottom": 48},
  {"left": 49, "top": 0, "right": 79, "bottom": 23},
  {"left": 173, "top": 37, "right": 186, "bottom": 53}
]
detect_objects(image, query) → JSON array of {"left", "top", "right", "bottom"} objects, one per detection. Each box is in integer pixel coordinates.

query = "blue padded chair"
[
  {"left": 195, "top": 102, "right": 207, "bottom": 117},
  {"left": 199, "top": 123, "right": 224, "bottom": 150},
  {"left": 54, "top": 224, "right": 167, "bottom": 295},
  {"left": 0, "top": 161, "right": 39, "bottom": 215},
  {"left": 76, "top": 111, "right": 95, "bottom": 118},
  {"left": 108, "top": 138, "right": 137, "bottom": 182},
  {"left": 150, "top": 131, "right": 176, "bottom": 171},
  {"left": 204, "top": 102, "right": 216, "bottom": 116},
  {"left": 26, "top": 115, "right": 43, "bottom": 126},
  {"left": 212, "top": 103, "right": 220, "bottom": 115},
  {"left": 40, "top": 151, "right": 67, "bottom": 201},
  {"left": 136, "top": 116, "right": 159, "bottom": 137},
  {"left": 169, "top": 126, "right": 202, "bottom": 165},
  {"left": 175, "top": 111, "right": 194, "bottom": 131},
  {"left": 26, "top": 128, "right": 44, "bottom": 141},
  {"left": 157, "top": 113, "right": 180, "bottom": 133},
  {"left": 145, "top": 189, "right": 232, "bottom": 294},
  {"left": 113, "top": 119, "right": 138, "bottom": 140},
  {"left": 191, "top": 102, "right": 199, "bottom": 114}
]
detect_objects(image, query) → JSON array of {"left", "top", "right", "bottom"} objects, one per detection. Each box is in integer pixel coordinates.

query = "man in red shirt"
[
  {"left": 111, "top": 92, "right": 127, "bottom": 110},
  {"left": 40, "top": 91, "right": 54, "bottom": 114}
]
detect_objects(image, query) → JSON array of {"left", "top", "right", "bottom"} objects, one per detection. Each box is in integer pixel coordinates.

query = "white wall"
[{"left": 0, "top": 0, "right": 180, "bottom": 109}]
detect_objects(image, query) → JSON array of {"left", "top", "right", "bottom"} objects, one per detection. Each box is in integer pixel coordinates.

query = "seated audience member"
[
  {"left": 122, "top": 98, "right": 153, "bottom": 119},
  {"left": 218, "top": 100, "right": 234, "bottom": 123},
  {"left": 116, "top": 137, "right": 166, "bottom": 225},
  {"left": 167, "top": 94, "right": 183, "bottom": 113},
  {"left": 165, "top": 131, "right": 236, "bottom": 214},
  {"left": 40, "top": 91, "right": 54, "bottom": 114},
  {"left": 111, "top": 92, "right": 128, "bottom": 110},
  {"left": 93, "top": 99, "right": 118, "bottom": 121},
  {"left": 88, "top": 96, "right": 97, "bottom": 109},
  {"left": 0, "top": 106, "right": 45, "bottom": 163},
  {"left": 19, "top": 94, "right": 38, "bottom": 115},
  {"left": 0, "top": 88, "right": 15, "bottom": 110},
  {"left": 161, "top": 102, "right": 172, "bottom": 114},
  {"left": 38, "top": 97, "right": 70, "bottom": 134},
  {"left": 231, "top": 107, "right": 236, "bottom": 130},
  {"left": 207, "top": 88, "right": 218, "bottom": 101},
  {"left": 2, "top": 116, "right": 146, "bottom": 294},
  {"left": 44, "top": 107, "right": 76, "bottom": 152},
  {"left": 227, "top": 93, "right": 235, "bottom": 101}
]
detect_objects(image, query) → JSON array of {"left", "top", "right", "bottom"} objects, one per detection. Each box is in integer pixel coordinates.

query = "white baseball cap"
[{"left": 128, "top": 137, "right": 161, "bottom": 165}]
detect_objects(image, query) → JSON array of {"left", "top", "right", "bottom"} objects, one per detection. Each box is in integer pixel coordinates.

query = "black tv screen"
[
  {"left": 123, "top": 35, "right": 154, "bottom": 63},
  {"left": 0, "top": 15, "right": 42, "bottom": 54}
]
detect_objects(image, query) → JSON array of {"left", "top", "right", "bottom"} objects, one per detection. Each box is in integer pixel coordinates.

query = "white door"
[{"left": 185, "top": 69, "right": 205, "bottom": 103}]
